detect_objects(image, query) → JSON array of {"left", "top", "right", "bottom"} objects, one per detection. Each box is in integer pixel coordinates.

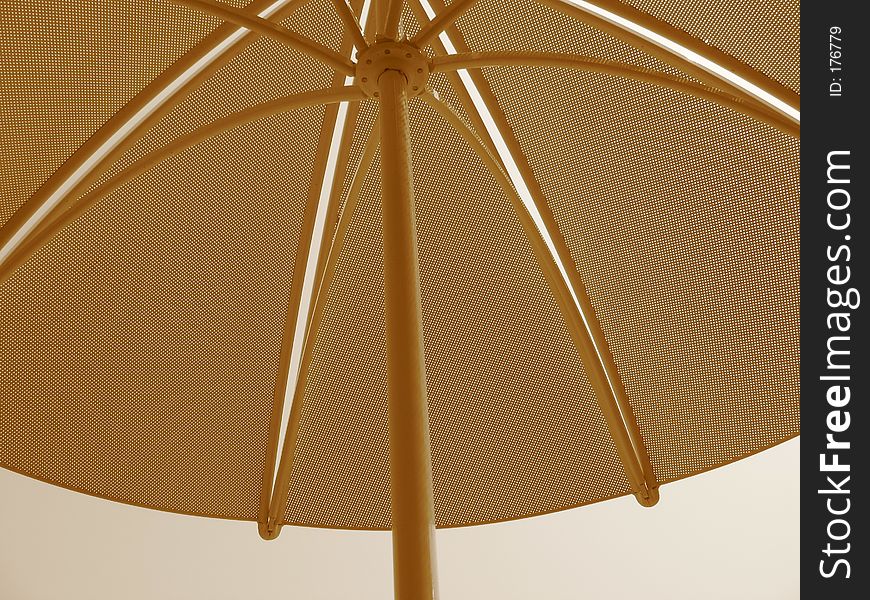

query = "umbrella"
[{"left": 0, "top": 0, "right": 800, "bottom": 597}]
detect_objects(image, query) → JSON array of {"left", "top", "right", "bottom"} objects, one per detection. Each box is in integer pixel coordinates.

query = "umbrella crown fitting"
[{"left": 355, "top": 41, "right": 430, "bottom": 98}]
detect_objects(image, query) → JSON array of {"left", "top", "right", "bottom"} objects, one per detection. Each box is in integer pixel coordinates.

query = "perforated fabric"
[
  {"left": 453, "top": 0, "right": 799, "bottom": 92},
  {"left": 95, "top": 0, "right": 340, "bottom": 187},
  {"left": 283, "top": 97, "right": 630, "bottom": 529},
  {"left": 400, "top": 0, "right": 423, "bottom": 38},
  {"left": 0, "top": 1, "right": 221, "bottom": 227},
  {"left": 0, "top": 0, "right": 343, "bottom": 521},
  {"left": 1, "top": 0, "right": 799, "bottom": 530},
  {"left": 0, "top": 106, "right": 326, "bottom": 519},
  {"left": 485, "top": 65, "right": 799, "bottom": 484},
  {"left": 454, "top": 0, "right": 686, "bottom": 77},
  {"left": 623, "top": 0, "right": 800, "bottom": 92}
]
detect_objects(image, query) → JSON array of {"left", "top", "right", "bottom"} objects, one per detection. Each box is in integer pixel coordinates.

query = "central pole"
[{"left": 378, "top": 68, "right": 439, "bottom": 600}]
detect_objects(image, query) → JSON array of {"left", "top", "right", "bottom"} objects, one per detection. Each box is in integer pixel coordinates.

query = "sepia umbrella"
[{"left": 0, "top": 0, "right": 800, "bottom": 597}]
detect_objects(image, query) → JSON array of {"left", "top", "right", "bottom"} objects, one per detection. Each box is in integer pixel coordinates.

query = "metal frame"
[
  {"left": 431, "top": 52, "right": 799, "bottom": 137},
  {"left": 307, "top": 98, "right": 364, "bottom": 331},
  {"left": 171, "top": 0, "right": 355, "bottom": 74},
  {"left": 259, "top": 94, "right": 347, "bottom": 539},
  {"left": 261, "top": 0, "right": 383, "bottom": 539},
  {"left": 0, "top": 87, "right": 365, "bottom": 288},
  {"left": 536, "top": 0, "right": 800, "bottom": 124},
  {"left": 412, "top": 0, "right": 478, "bottom": 47},
  {"left": 0, "top": 1, "right": 804, "bottom": 597},
  {"left": 410, "top": 0, "right": 661, "bottom": 505},
  {"left": 263, "top": 115, "right": 380, "bottom": 539},
  {"left": 421, "top": 91, "right": 659, "bottom": 506},
  {"left": 0, "top": 0, "right": 314, "bottom": 270},
  {"left": 383, "top": 0, "right": 405, "bottom": 39},
  {"left": 405, "top": 0, "right": 502, "bottom": 160}
]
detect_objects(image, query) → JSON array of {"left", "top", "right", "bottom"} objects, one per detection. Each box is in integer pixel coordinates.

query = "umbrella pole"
[{"left": 378, "top": 68, "right": 439, "bottom": 600}]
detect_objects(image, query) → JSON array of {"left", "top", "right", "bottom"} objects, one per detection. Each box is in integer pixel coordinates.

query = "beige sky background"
[{"left": 0, "top": 437, "right": 798, "bottom": 599}]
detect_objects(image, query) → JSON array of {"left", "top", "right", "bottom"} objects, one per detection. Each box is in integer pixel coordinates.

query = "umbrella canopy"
[{"left": 1, "top": 0, "right": 799, "bottom": 596}]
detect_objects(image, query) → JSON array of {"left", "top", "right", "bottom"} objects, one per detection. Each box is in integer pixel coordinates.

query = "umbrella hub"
[{"left": 355, "top": 41, "right": 429, "bottom": 99}]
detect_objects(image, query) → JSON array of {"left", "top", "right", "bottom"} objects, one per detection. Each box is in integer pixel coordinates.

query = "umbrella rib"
[
  {"left": 330, "top": 0, "right": 369, "bottom": 50},
  {"left": 259, "top": 0, "right": 372, "bottom": 537},
  {"left": 323, "top": 0, "right": 379, "bottom": 236},
  {"left": 383, "top": 0, "right": 404, "bottom": 39},
  {"left": 422, "top": 90, "right": 659, "bottom": 505},
  {"left": 0, "top": 87, "right": 365, "bottom": 289},
  {"left": 170, "top": 0, "right": 356, "bottom": 75},
  {"left": 0, "top": 0, "right": 313, "bottom": 275},
  {"left": 372, "top": 0, "right": 389, "bottom": 36},
  {"left": 432, "top": 52, "right": 799, "bottom": 137},
  {"left": 314, "top": 119, "right": 381, "bottom": 327},
  {"left": 535, "top": 0, "right": 799, "bottom": 124},
  {"left": 411, "top": 0, "right": 478, "bottom": 47},
  {"left": 264, "top": 116, "right": 381, "bottom": 535},
  {"left": 258, "top": 96, "right": 345, "bottom": 538},
  {"left": 314, "top": 101, "right": 365, "bottom": 292},
  {"left": 411, "top": 0, "right": 659, "bottom": 503},
  {"left": 405, "top": 0, "right": 502, "bottom": 160}
]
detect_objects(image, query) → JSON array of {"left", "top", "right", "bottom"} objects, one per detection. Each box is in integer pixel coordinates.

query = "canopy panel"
[
  {"left": 94, "top": 0, "right": 341, "bottom": 191},
  {"left": 1, "top": 0, "right": 799, "bottom": 530},
  {"left": 623, "top": 0, "right": 800, "bottom": 92},
  {"left": 0, "top": 0, "right": 356, "bottom": 521},
  {"left": 0, "top": 0, "right": 220, "bottom": 227},
  {"left": 454, "top": 0, "right": 686, "bottom": 76},
  {"left": 282, "top": 96, "right": 631, "bottom": 529},
  {"left": 0, "top": 106, "right": 326, "bottom": 519},
  {"left": 483, "top": 64, "right": 799, "bottom": 483}
]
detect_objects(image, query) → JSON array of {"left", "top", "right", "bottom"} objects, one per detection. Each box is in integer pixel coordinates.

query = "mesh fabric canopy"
[{"left": 0, "top": 0, "right": 799, "bottom": 532}]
